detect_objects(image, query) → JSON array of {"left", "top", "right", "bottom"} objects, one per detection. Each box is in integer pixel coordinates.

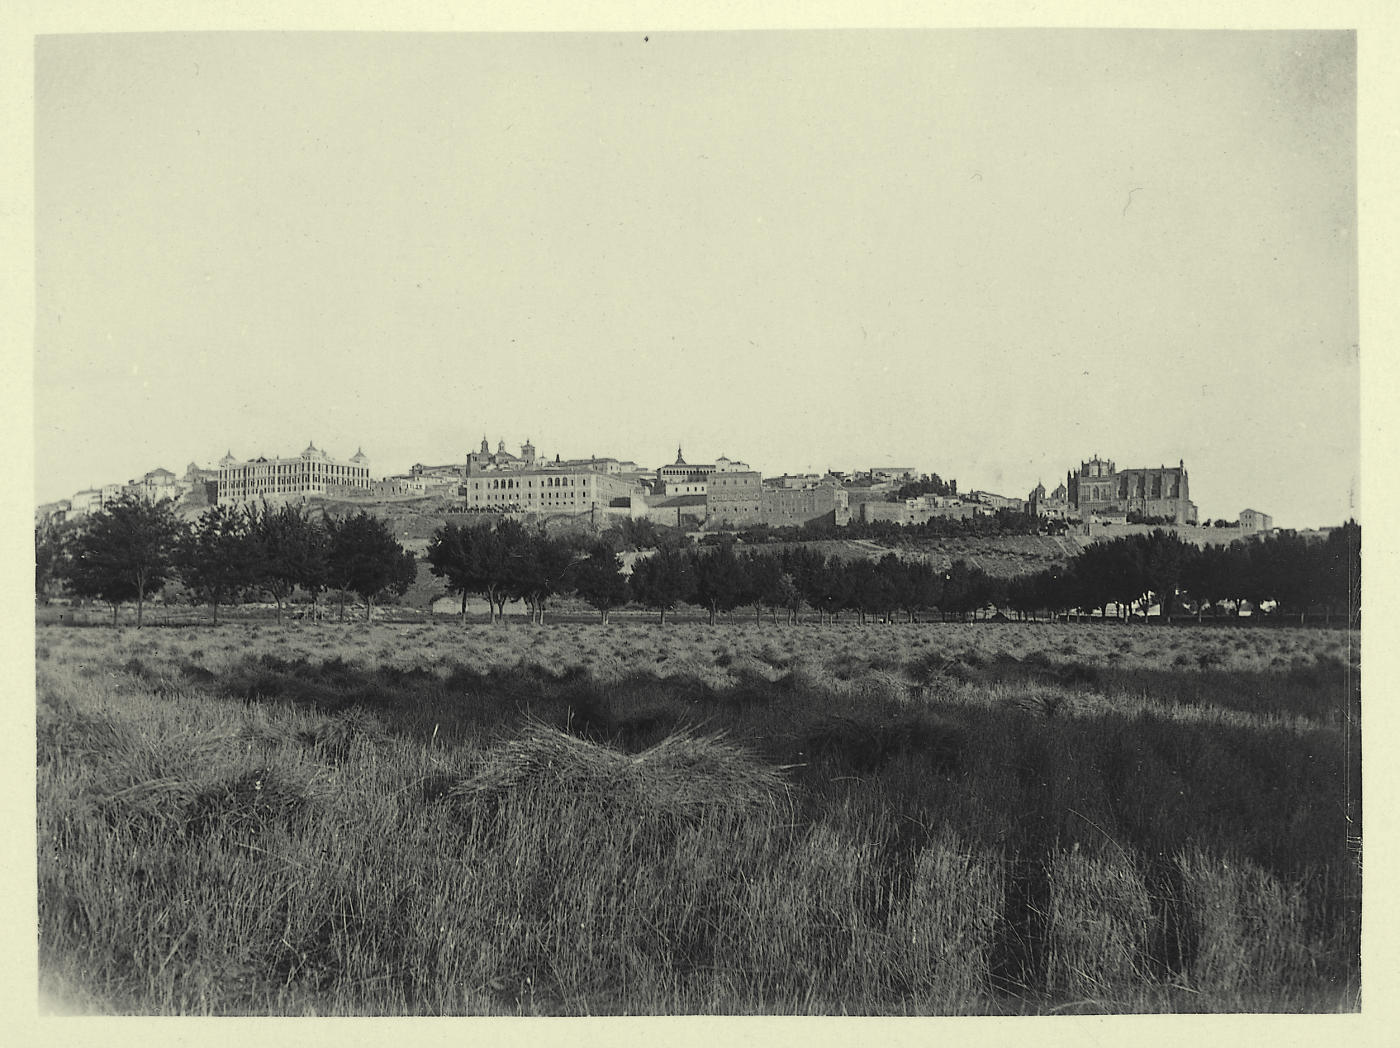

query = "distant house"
[
  {"left": 967, "top": 490, "right": 1026, "bottom": 513},
  {"left": 869, "top": 466, "right": 917, "bottom": 483},
  {"left": 1238, "top": 508, "right": 1274, "bottom": 533}
]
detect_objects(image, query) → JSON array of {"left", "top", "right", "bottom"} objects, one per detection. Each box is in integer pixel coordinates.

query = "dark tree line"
[
  {"left": 37, "top": 500, "right": 1359, "bottom": 630},
  {"left": 37, "top": 494, "right": 415, "bottom": 625},
  {"left": 424, "top": 521, "right": 1010, "bottom": 626},
  {"left": 426, "top": 521, "right": 1359, "bottom": 627},
  {"left": 996, "top": 525, "right": 1360, "bottom": 626}
]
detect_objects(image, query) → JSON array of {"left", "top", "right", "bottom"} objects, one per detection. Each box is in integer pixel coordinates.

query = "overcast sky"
[{"left": 34, "top": 30, "right": 1357, "bottom": 527}]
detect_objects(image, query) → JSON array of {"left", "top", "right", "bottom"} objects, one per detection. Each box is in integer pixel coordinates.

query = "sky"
[{"left": 33, "top": 30, "right": 1359, "bottom": 527}]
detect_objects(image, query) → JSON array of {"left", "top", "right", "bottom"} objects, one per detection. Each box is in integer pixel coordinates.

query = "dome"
[
  {"left": 350, "top": 447, "right": 368, "bottom": 464},
  {"left": 218, "top": 450, "right": 237, "bottom": 467}
]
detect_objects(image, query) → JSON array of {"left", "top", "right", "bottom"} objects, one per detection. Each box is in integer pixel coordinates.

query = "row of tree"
[
  {"left": 426, "top": 519, "right": 1360, "bottom": 627},
  {"left": 36, "top": 495, "right": 415, "bottom": 625},
  {"left": 36, "top": 496, "right": 1359, "bottom": 628},
  {"left": 1003, "top": 525, "right": 1360, "bottom": 626}
]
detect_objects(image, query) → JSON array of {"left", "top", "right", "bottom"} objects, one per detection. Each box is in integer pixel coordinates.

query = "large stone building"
[
  {"left": 217, "top": 442, "right": 371, "bottom": 505},
  {"left": 1064, "top": 456, "right": 1197, "bottom": 524},
  {"left": 704, "top": 470, "right": 764, "bottom": 527},
  {"left": 761, "top": 482, "right": 851, "bottom": 529},
  {"left": 460, "top": 466, "right": 639, "bottom": 517}
]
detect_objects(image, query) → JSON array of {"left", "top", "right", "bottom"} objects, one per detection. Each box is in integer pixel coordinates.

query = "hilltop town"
[{"left": 38, "top": 436, "right": 1289, "bottom": 546}]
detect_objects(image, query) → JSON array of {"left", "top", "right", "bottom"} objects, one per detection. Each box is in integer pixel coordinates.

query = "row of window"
[
  {"left": 221, "top": 465, "right": 367, "bottom": 477},
  {"left": 476, "top": 477, "right": 591, "bottom": 491}
]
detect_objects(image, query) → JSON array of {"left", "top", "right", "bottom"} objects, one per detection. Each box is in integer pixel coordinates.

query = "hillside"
[
  {"left": 762, "top": 534, "right": 1087, "bottom": 578},
  {"left": 199, "top": 496, "right": 1253, "bottom": 608}
]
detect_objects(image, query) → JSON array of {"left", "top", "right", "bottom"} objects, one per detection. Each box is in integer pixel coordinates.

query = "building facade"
[
  {"left": 1028, "top": 481, "right": 1071, "bottom": 519},
  {"left": 967, "top": 490, "right": 1026, "bottom": 513},
  {"left": 761, "top": 482, "right": 851, "bottom": 529},
  {"left": 460, "top": 466, "right": 639, "bottom": 516},
  {"left": 217, "top": 442, "right": 371, "bottom": 505},
  {"left": 704, "top": 470, "right": 763, "bottom": 527}
]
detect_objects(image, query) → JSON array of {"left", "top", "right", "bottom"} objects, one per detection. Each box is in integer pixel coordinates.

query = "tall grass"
[{"left": 36, "top": 622, "right": 1360, "bottom": 1014}]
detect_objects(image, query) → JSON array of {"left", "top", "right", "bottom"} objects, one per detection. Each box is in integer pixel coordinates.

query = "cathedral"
[{"left": 1062, "top": 455, "right": 1198, "bottom": 524}]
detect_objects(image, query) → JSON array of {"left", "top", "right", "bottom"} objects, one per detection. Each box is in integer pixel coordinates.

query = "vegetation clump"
[{"left": 451, "top": 724, "right": 788, "bottom": 826}]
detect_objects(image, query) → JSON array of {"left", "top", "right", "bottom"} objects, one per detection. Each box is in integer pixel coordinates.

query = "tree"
[
  {"left": 1261, "top": 531, "right": 1325, "bottom": 625},
  {"left": 775, "top": 572, "right": 803, "bottom": 624},
  {"left": 603, "top": 516, "right": 662, "bottom": 552},
  {"left": 35, "top": 520, "right": 71, "bottom": 603},
  {"left": 249, "top": 503, "right": 328, "bottom": 623},
  {"left": 324, "top": 512, "right": 414, "bottom": 621},
  {"left": 464, "top": 518, "right": 530, "bottom": 621},
  {"left": 812, "top": 557, "right": 852, "bottom": 624},
  {"left": 178, "top": 504, "right": 256, "bottom": 625},
  {"left": 1142, "top": 529, "right": 1191, "bottom": 623},
  {"left": 509, "top": 528, "right": 576, "bottom": 624},
  {"left": 1321, "top": 520, "right": 1361, "bottom": 627},
  {"left": 630, "top": 546, "right": 696, "bottom": 625},
  {"left": 426, "top": 521, "right": 481, "bottom": 623},
  {"left": 66, "top": 494, "right": 185, "bottom": 627},
  {"left": 741, "top": 552, "right": 786, "bottom": 624},
  {"left": 1180, "top": 543, "right": 1229, "bottom": 622},
  {"left": 1004, "top": 572, "right": 1042, "bottom": 622},
  {"left": 941, "top": 560, "right": 992, "bottom": 622},
  {"left": 1074, "top": 537, "right": 1146, "bottom": 620},
  {"left": 847, "top": 557, "right": 899, "bottom": 624},
  {"left": 892, "top": 472, "right": 955, "bottom": 501},
  {"left": 692, "top": 543, "right": 748, "bottom": 625},
  {"left": 568, "top": 543, "right": 631, "bottom": 624}
]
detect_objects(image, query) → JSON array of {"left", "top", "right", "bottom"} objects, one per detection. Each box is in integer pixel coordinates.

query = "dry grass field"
[{"left": 36, "top": 620, "right": 1360, "bottom": 1015}]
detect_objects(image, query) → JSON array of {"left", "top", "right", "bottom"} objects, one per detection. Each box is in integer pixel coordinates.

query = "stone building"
[
  {"left": 1065, "top": 456, "right": 1197, "bottom": 524},
  {"left": 1027, "top": 481, "right": 1071, "bottom": 519},
  {"left": 133, "top": 467, "right": 182, "bottom": 503},
  {"left": 1238, "top": 508, "right": 1274, "bottom": 533},
  {"left": 68, "top": 488, "right": 103, "bottom": 519},
  {"left": 761, "top": 482, "right": 851, "bottom": 529},
  {"left": 705, "top": 470, "right": 763, "bottom": 527},
  {"left": 861, "top": 497, "right": 985, "bottom": 526},
  {"left": 217, "top": 442, "right": 370, "bottom": 505},
  {"left": 967, "top": 490, "right": 1026, "bottom": 513}
]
